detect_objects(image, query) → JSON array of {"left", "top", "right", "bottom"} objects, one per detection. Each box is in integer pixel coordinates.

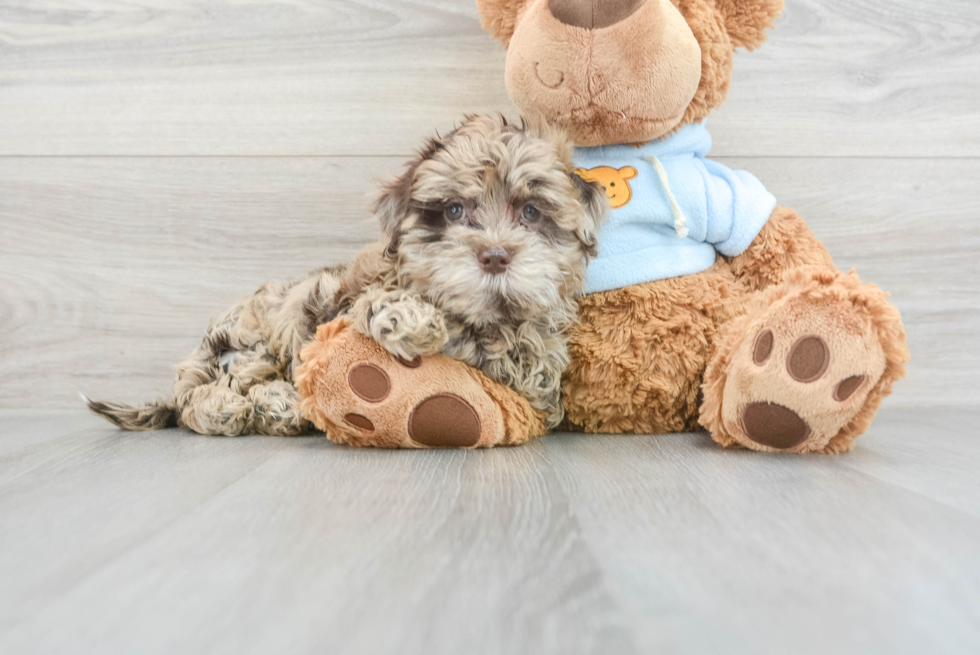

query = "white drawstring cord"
[{"left": 643, "top": 155, "right": 689, "bottom": 239}]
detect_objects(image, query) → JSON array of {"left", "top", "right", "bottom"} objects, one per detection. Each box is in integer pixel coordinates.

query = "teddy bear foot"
[
  {"left": 295, "top": 319, "right": 547, "bottom": 449},
  {"left": 702, "top": 268, "right": 908, "bottom": 454}
]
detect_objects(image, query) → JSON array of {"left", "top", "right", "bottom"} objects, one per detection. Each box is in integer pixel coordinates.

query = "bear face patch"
[{"left": 573, "top": 166, "right": 638, "bottom": 208}]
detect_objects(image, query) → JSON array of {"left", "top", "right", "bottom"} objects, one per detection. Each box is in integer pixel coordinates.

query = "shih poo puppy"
[{"left": 88, "top": 115, "right": 607, "bottom": 436}]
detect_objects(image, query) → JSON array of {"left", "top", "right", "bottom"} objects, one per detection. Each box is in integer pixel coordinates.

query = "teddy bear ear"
[
  {"left": 476, "top": 0, "right": 534, "bottom": 47},
  {"left": 715, "top": 0, "right": 784, "bottom": 50}
]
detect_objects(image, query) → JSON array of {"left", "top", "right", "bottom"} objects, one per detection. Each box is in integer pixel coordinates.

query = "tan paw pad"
[
  {"left": 723, "top": 296, "right": 887, "bottom": 452},
  {"left": 296, "top": 319, "right": 540, "bottom": 448}
]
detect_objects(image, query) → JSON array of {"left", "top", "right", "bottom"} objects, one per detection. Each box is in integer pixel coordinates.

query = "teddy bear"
[{"left": 297, "top": 0, "right": 909, "bottom": 453}]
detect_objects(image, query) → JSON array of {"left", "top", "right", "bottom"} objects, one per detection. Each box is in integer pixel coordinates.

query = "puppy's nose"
[
  {"left": 478, "top": 247, "right": 512, "bottom": 275},
  {"left": 548, "top": 0, "right": 645, "bottom": 29}
]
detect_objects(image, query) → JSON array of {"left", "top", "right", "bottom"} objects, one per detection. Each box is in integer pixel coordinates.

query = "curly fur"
[
  {"left": 563, "top": 258, "right": 744, "bottom": 434},
  {"left": 88, "top": 114, "right": 606, "bottom": 436}
]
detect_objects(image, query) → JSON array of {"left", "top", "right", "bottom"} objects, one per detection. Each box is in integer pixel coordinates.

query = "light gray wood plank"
[
  {"left": 0, "top": 410, "right": 97, "bottom": 458},
  {"left": 539, "top": 409, "right": 980, "bottom": 654},
  {"left": 0, "top": 407, "right": 978, "bottom": 654},
  {"left": 2, "top": 155, "right": 976, "bottom": 409},
  {"left": 0, "top": 0, "right": 977, "bottom": 157},
  {"left": 0, "top": 413, "right": 631, "bottom": 655},
  {"left": 837, "top": 410, "right": 980, "bottom": 519}
]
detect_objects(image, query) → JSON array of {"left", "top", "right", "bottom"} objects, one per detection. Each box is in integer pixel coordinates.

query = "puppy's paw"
[
  {"left": 355, "top": 290, "right": 448, "bottom": 360},
  {"left": 247, "top": 380, "right": 309, "bottom": 436},
  {"left": 181, "top": 383, "right": 254, "bottom": 436}
]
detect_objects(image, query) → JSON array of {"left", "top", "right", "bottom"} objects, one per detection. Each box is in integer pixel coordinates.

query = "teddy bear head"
[{"left": 477, "top": 0, "right": 783, "bottom": 146}]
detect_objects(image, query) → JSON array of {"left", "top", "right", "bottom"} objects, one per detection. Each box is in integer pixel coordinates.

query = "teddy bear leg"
[
  {"left": 700, "top": 267, "right": 909, "bottom": 454},
  {"left": 563, "top": 259, "right": 741, "bottom": 434},
  {"left": 296, "top": 319, "right": 547, "bottom": 448},
  {"left": 729, "top": 205, "right": 836, "bottom": 291}
]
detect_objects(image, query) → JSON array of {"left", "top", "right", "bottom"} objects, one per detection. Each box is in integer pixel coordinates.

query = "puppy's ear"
[
  {"left": 522, "top": 113, "right": 575, "bottom": 168},
  {"left": 371, "top": 137, "right": 443, "bottom": 254},
  {"left": 521, "top": 114, "right": 604, "bottom": 257},
  {"left": 570, "top": 172, "right": 607, "bottom": 259},
  {"left": 372, "top": 163, "right": 416, "bottom": 239}
]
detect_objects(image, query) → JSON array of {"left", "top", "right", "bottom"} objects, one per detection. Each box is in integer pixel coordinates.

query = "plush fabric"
[
  {"left": 563, "top": 257, "right": 744, "bottom": 434},
  {"left": 700, "top": 264, "right": 909, "bottom": 454},
  {"left": 296, "top": 319, "right": 547, "bottom": 448},
  {"left": 502, "top": 0, "right": 704, "bottom": 146},
  {"left": 575, "top": 123, "right": 777, "bottom": 293}
]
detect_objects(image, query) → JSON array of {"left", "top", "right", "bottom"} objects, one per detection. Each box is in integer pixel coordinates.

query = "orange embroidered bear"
[{"left": 573, "top": 165, "right": 638, "bottom": 209}]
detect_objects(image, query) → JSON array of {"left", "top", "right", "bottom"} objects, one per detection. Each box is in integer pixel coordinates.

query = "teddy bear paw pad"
[
  {"left": 348, "top": 363, "right": 390, "bottom": 402},
  {"left": 721, "top": 297, "right": 888, "bottom": 453},
  {"left": 344, "top": 413, "right": 375, "bottom": 432},
  {"left": 740, "top": 402, "right": 810, "bottom": 450},
  {"left": 298, "top": 319, "right": 535, "bottom": 448},
  {"left": 322, "top": 352, "right": 500, "bottom": 448},
  {"left": 408, "top": 394, "right": 482, "bottom": 448}
]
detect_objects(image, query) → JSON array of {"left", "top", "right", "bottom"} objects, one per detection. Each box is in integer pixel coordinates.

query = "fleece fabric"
[{"left": 574, "top": 122, "right": 777, "bottom": 293}]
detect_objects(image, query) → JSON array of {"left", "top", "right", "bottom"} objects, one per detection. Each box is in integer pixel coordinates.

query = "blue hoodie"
[{"left": 574, "top": 123, "right": 777, "bottom": 294}]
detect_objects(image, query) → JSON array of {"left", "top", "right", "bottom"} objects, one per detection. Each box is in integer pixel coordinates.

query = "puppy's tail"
[{"left": 82, "top": 392, "right": 178, "bottom": 431}]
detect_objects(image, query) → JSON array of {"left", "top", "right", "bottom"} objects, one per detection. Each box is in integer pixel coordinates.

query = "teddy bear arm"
[{"left": 728, "top": 206, "right": 836, "bottom": 292}]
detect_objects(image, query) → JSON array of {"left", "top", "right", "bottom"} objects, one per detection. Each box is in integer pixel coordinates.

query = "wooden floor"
[
  {"left": 2, "top": 0, "right": 979, "bottom": 652},
  {"left": 1, "top": 407, "right": 979, "bottom": 654}
]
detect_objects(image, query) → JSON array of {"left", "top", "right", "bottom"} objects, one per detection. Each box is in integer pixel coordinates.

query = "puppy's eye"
[
  {"left": 444, "top": 202, "right": 465, "bottom": 222},
  {"left": 521, "top": 204, "right": 541, "bottom": 224}
]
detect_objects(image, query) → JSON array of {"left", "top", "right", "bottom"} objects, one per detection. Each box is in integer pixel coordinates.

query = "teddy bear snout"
[{"left": 548, "top": 0, "right": 646, "bottom": 30}]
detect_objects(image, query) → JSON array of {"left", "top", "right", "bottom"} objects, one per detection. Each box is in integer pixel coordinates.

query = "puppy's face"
[{"left": 374, "top": 115, "right": 606, "bottom": 327}]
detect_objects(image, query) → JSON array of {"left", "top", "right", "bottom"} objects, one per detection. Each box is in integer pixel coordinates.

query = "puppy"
[{"left": 88, "top": 115, "right": 607, "bottom": 436}]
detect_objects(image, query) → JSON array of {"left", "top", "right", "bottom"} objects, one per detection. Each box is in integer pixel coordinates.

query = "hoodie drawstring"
[{"left": 643, "top": 155, "right": 689, "bottom": 239}]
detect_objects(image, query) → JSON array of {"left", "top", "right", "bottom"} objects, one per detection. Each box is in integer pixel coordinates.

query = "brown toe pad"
[
  {"left": 408, "top": 393, "right": 481, "bottom": 448},
  {"left": 348, "top": 363, "right": 391, "bottom": 402},
  {"left": 344, "top": 413, "right": 375, "bottom": 432},
  {"left": 787, "top": 335, "right": 830, "bottom": 383},
  {"left": 741, "top": 402, "right": 811, "bottom": 450}
]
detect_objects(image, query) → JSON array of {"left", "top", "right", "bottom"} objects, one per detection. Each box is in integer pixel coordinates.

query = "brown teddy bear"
[
  {"left": 475, "top": 0, "right": 909, "bottom": 453},
  {"left": 298, "top": 0, "right": 908, "bottom": 453}
]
